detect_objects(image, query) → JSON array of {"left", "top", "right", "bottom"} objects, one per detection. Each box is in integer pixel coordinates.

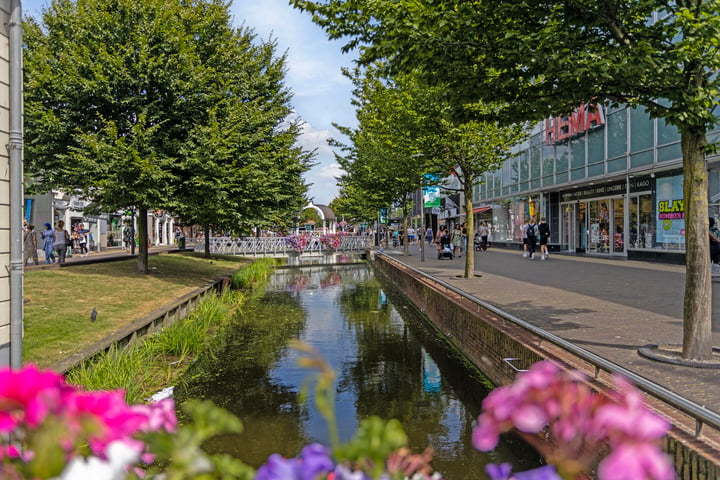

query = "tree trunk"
[
  {"left": 204, "top": 223, "right": 211, "bottom": 258},
  {"left": 463, "top": 181, "right": 474, "bottom": 278},
  {"left": 136, "top": 206, "right": 149, "bottom": 274},
  {"left": 681, "top": 127, "right": 713, "bottom": 360}
]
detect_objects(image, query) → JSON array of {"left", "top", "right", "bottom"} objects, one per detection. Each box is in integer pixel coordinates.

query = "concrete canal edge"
[
  {"left": 368, "top": 251, "right": 720, "bottom": 479},
  {"left": 52, "top": 275, "right": 232, "bottom": 375}
]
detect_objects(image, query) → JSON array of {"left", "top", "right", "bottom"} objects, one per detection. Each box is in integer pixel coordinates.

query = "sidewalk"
[
  {"left": 385, "top": 244, "right": 720, "bottom": 414},
  {"left": 24, "top": 245, "right": 183, "bottom": 270}
]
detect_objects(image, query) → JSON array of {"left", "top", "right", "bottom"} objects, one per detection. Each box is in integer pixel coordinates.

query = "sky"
[{"left": 21, "top": 0, "right": 358, "bottom": 206}]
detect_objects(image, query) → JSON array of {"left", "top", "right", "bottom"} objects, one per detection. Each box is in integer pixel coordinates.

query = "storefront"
[{"left": 466, "top": 100, "right": 720, "bottom": 262}]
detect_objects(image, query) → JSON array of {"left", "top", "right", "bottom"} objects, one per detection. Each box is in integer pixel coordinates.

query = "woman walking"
[{"left": 41, "top": 222, "right": 55, "bottom": 264}]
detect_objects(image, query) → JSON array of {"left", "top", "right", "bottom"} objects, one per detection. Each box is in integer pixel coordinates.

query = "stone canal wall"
[{"left": 369, "top": 251, "right": 720, "bottom": 480}]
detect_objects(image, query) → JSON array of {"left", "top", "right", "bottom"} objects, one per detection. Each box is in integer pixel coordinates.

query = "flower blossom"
[{"left": 473, "top": 361, "right": 674, "bottom": 480}]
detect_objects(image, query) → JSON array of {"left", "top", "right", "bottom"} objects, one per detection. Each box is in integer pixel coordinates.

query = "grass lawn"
[{"left": 23, "top": 252, "right": 248, "bottom": 369}]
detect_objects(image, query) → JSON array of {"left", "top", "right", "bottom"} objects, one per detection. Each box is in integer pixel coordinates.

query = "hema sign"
[{"left": 545, "top": 103, "right": 605, "bottom": 145}]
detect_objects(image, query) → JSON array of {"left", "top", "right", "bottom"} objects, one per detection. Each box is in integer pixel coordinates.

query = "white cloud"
[{"left": 232, "top": 0, "right": 357, "bottom": 204}]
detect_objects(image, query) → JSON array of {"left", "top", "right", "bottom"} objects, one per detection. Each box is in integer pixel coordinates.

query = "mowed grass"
[{"left": 23, "top": 252, "right": 248, "bottom": 369}]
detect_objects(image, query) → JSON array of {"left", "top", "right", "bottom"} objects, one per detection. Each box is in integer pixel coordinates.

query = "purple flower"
[
  {"left": 298, "top": 443, "right": 334, "bottom": 480},
  {"left": 486, "top": 464, "right": 561, "bottom": 480},
  {"left": 513, "top": 465, "right": 562, "bottom": 480},
  {"left": 486, "top": 463, "right": 512, "bottom": 480},
  {"left": 255, "top": 453, "right": 297, "bottom": 480},
  {"left": 255, "top": 444, "right": 334, "bottom": 480}
]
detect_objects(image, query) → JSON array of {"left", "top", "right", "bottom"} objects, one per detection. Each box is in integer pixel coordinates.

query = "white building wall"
[{"left": 0, "top": 0, "right": 12, "bottom": 365}]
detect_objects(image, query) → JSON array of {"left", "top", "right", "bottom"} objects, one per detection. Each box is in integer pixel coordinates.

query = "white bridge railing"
[{"left": 195, "top": 235, "right": 373, "bottom": 256}]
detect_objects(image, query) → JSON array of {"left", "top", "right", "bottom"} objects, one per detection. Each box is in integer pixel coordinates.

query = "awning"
[{"left": 472, "top": 205, "right": 492, "bottom": 214}]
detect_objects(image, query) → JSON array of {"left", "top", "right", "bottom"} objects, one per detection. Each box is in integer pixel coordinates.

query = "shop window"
[
  {"left": 587, "top": 163, "right": 604, "bottom": 177},
  {"left": 657, "top": 117, "right": 680, "bottom": 145},
  {"left": 655, "top": 174, "right": 685, "bottom": 251},
  {"left": 510, "top": 157, "right": 520, "bottom": 184},
  {"left": 657, "top": 143, "right": 681, "bottom": 163},
  {"left": 630, "top": 150, "right": 654, "bottom": 168},
  {"left": 555, "top": 147, "right": 569, "bottom": 175},
  {"left": 571, "top": 137, "right": 585, "bottom": 169},
  {"left": 502, "top": 160, "right": 513, "bottom": 186},
  {"left": 607, "top": 156, "right": 627, "bottom": 173},
  {"left": 629, "top": 194, "right": 654, "bottom": 248},
  {"left": 542, "top": 155, "right": 554, "bottom": 178},
  {"left": 571, "top": 168, "right": 586, "bottom": 181},
  {"left": 630, "top": 107, "right": 654, "bottom": 152},
  {"left": 607, "top": 110, "right": 628, "bottom": 158},
  {"left": 531, "top": 151, "right": 541, "bottom": 179},
  {"left": 587, "top": 127, "right": 605, "bottom": 164},
  {"left": 519, "top": 151, "right": 529, "bottom": 182},
  {"left": 530, "top": 144, "right": 541, "bottom": 178}
]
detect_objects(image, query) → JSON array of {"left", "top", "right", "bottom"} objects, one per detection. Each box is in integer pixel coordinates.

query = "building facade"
[{"left": 472, "top": 103, "right": 720, "bottom": 263}]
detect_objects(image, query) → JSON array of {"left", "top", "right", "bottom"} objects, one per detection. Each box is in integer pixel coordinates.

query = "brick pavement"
[{"left": 385, "top": 244, "right": 720, "bottom": 414}]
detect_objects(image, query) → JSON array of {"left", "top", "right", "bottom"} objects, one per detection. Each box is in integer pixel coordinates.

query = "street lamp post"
[{"left": 420, "top": 182, "right": 425, "bottom": 262}]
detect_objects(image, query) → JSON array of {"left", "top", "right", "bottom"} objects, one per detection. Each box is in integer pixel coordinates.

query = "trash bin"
[{"left": 178, "top": 237, "right": 186, "bottom": 250}]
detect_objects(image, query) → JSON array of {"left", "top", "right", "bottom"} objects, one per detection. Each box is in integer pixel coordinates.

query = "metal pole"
[
  {"left": 420, "top": 183, "right": 425, "bottom": 262},
  {"left": 8, "top": 0, "right": 23, "bottom": 368}
]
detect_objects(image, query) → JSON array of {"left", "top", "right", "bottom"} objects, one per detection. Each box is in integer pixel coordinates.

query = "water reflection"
[{"left": 174, "top": 264, "right": 540, "bottom": 479}]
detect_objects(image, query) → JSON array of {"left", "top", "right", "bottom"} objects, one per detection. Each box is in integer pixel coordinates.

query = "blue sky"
[{"left": 21, "top": 0, "right": 357, "bottom": 206}]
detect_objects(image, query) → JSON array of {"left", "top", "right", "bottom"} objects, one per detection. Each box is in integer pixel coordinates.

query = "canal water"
[{"left": 174, "top": 263, "right": 540, "bottom": 479}]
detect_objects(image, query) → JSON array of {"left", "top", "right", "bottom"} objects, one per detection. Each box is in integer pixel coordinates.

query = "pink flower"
[
  {"left": 472, "top": 361, "right": 673, "bottom": 480},
  {"left": 131, "top": 399, "right": 178, "bottom": 433},
  {"left": 597, "top": 443, "right": 675, "bottom": 480},
  {"left": 511, "top": 404, "right": 548, "bottom": 433},
  {"left": 0, "top": 364, "right": 68, "bottom": 431},
  {"left": 472, "top": 413, "right": 501, "bottom": 451}
]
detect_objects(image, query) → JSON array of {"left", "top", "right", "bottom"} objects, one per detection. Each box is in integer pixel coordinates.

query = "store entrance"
[
  {"left": 586, "top": 198, "right": 625, "bottom": 255},
  {"left": 561, "top": 202, "right": 586, "bottom": 252}
]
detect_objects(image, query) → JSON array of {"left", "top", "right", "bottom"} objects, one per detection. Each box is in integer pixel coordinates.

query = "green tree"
[
  {"left": 429, "top": 113, "right": 527, "bottom": 278},
  {"left": 24, "top": 0, "right": 311, "bottom": 269},
  {"left": 334, "top": 68, "right": 437, "bottom": 256},
  {"left": 292, "top": 0, "right": 720, "bottom": 360}
]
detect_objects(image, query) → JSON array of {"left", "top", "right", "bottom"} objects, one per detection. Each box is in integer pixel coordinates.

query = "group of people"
[
  {"left": 23, "top": 220, "right": 90, "bottom": 266},
  {"left": 521, "top": 216, "right": 551, "bottom": 260}
]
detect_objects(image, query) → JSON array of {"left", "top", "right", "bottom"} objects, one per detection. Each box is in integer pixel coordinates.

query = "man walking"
[
  {"left": 526, "top": 216, "right": 538, "bottom": 259},
  {"left": 538, "top": 217, "right": 550, "bottom": 260}
]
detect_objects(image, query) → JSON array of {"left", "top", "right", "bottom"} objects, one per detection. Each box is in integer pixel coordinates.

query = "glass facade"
[{"left": 473, "top": 103, "right": 720, "bottom": 259}]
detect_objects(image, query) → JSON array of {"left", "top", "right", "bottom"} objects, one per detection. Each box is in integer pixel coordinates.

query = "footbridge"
[{"left": 194, "top": 235, "right": 373, "bottom": 257}]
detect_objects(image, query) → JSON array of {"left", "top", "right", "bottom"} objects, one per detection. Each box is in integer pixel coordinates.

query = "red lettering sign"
[{"left": 545, "top": 103, "right": 605, "bottom": 145}]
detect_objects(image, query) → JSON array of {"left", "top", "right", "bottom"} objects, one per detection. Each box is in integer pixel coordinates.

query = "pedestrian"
[
  {"left": 479, "top": 222, "right": 490, "bottom": 251},
  {"left": 526, "top": 216, "right": 538, "bottom": 260},
  {"left": 451, "top": 224, "right": 463, "bottom": 258},
  {"left": 434, "top": 226, "right": 444, "bottom": 256},
  {"left": 538, "top": 217, "right": 550, "bottom": 260},
  {"left": 23, "top": 223, "right": 38, "bottom": 266},
  {"left": 426, "top": 227, "right": 434, "bottom": 245},
  {"left": 77, "top": 224, "right": 89, "bottom": 257},
  {"left": 461, "top": 223, "right": 468, "bottom": 256},
  {"left": 123, "top": 223, "right": 133, "bottom": 252},
  {"left": 709, "top": 217, "right": 720, "bottom": 274},
  {"left": 54, "top": 220, "right": 69, "bottom": 264},
  {"left": 521, "top": 219, "right": 529, "bottom": 257},
  {"left": 41, "top": 222, "right": 55, "bottom": 264}
]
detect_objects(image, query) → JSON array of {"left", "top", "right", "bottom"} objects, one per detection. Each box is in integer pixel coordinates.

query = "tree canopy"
[
  {"left": 292, "top": 0, "right": 720, "bottom": 360},
  {"left": 24, "top": 0, "right": 312, "bottom": 268}
]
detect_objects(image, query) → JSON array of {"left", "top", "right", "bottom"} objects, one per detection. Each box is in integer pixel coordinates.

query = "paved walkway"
[{"left": 385, "top": 244, "right": 720, "bottom": 415}]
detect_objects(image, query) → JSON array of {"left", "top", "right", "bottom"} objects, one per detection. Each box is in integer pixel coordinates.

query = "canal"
[{"left": 174, "top": 263, "right": 540, "bottom": 479}]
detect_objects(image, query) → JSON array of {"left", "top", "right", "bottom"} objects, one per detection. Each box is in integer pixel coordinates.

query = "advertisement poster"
[
  {"left": 423, "top": 186, "right": 441, "bottom": 208},
  {"left": 656, "top": 174, "right": 685, "bottom": 245}
]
